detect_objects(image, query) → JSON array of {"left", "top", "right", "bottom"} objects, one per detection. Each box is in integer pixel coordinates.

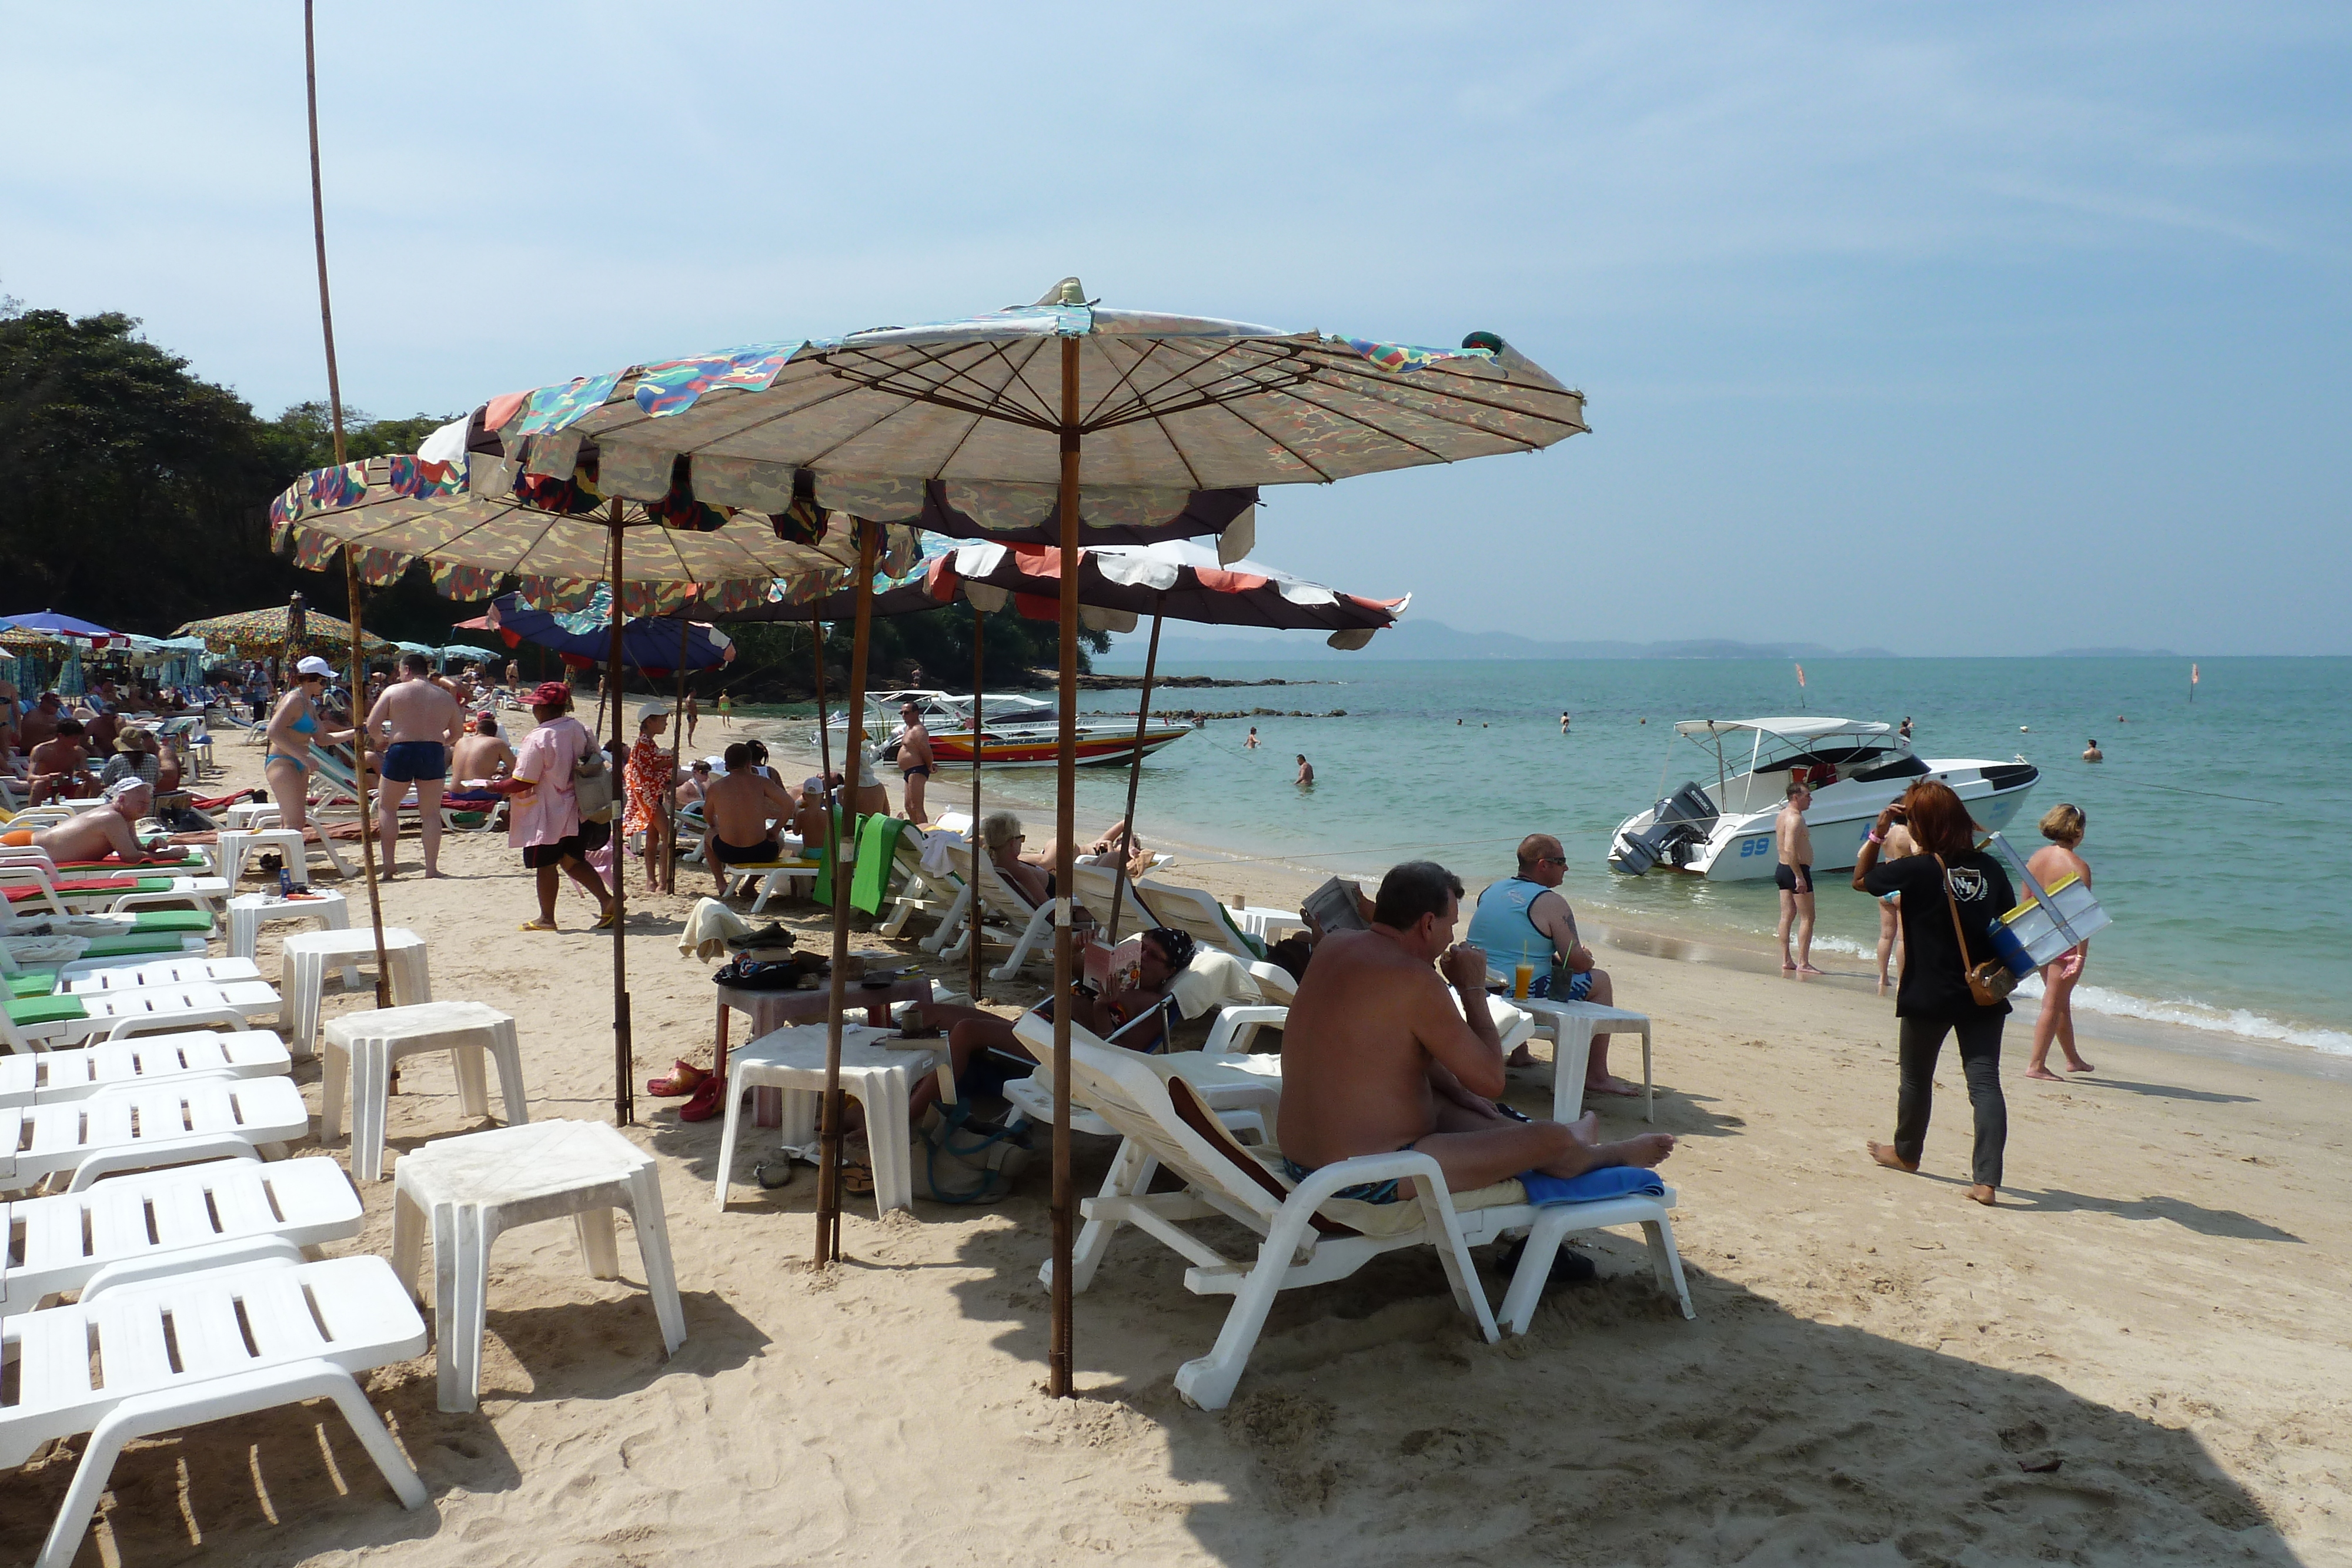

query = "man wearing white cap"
[{"left": 18, "top": 779, "right": 183, "bottom": 866}]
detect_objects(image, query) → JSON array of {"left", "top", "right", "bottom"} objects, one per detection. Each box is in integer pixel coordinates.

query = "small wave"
[{"left": 2012, "top": 977, "right": 2352, "bottom": 1056}]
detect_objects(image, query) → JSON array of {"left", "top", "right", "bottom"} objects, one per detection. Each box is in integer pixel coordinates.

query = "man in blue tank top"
[{"left": 1465, "top": 834, "right": 1642, "bottom": 1096}]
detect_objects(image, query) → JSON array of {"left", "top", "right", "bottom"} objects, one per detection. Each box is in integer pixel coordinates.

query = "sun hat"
[
  {"left": 529, "top": 680, "right": 572, "bottom": 708},
  {"left": 476, "top": 710, "right": 495, "bottom": 724},
  {"left": 295, "top": 655, "right": 335, "bottom": 678}
]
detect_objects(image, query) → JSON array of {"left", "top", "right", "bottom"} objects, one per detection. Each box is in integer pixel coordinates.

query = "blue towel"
[{"left": 1519, "top": 1167, "right": 1665, "bottom": 1206}]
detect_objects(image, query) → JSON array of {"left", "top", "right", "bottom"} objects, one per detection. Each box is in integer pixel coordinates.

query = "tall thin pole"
[
  {"left": 814, "top": 521, "right": 876, "bottom": 1267},
  {"left": 1104, "top": 601, "right": 1162, "bottom": 945},
  {"left": 304, "top": 0, "right": 390, "bottom": 1010},
  {"left": 967, "top": 603, "right": 985, "bottom": 1006},
  {"left": 606, "top": 502, "right": 633, "bottom": 1126},
  {"left": 1050, "top": 335, "right": 1080, "bottom": 1398},
  {"left": 666, "top": 614, "right": 694, "bottom": 894}
]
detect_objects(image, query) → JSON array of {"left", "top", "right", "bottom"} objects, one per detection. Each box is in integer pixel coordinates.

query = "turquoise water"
[{"left": 1056, "top": 656, "right": 2352, "bottom": 1057}]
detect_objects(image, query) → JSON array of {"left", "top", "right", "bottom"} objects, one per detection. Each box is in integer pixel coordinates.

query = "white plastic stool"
[
  {"left": 227, "top": 888, "right": 349, "bottom": 961},
  {"left": 225, "top": 803, "right": 282, "bottom": 831},
  {"left": 1513, "top": 996, "right": 1656, "bottom": 1122},
  {"left": 280, "top": 927, "right": 432, "bottom": 1055},
  {"left": 320, "top": 1001, "right": 526, "bottom": 1181},
  {"left": 714, "top": 1024, "right": 938, "bottom": 1216},
  {"left": 390, "top": 1118, "right": 686, "bottom": 1412},
  {"left": 217, "top": 828, "right": 312, "bottom": 888}
]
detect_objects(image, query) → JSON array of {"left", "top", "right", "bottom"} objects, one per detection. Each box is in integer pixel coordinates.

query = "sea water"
[{"left": 1060, "top": 655, "right": 2352, "bottom": 1058}]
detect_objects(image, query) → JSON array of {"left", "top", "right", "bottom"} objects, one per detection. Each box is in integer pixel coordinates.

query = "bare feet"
[
  {"left": 2064, "top": 1058, "right": 2095, "bottom": 1074},
  {"left": 1506, "top": 1045, "right": 1538, "bottom": 1069},
  {"left": 1780, "top": 959, "right": 1798, "bottom": 972},
  {"left": 1585, "top": 1075, "right": 1642, "bottom": 1097},
  {"left": 1867, "top": 1141, "right": 1919, "bottom": 1173},
  {"left": 423, "top": 868, "right": 447, "bottom": 880},
  {"left": 2023, "top": 1066, "right": 2064, "bottom": 1082},
  {"left": 1566, "top": 1111, "right": 1600, "bottom": 1144},
  {"left": 1965, "top": 1184, "right": 1997, "bottom": 1205},
  {"left": 1796, "top": 964, "right": 1825, "bottom": 975},
  {"left": 1599, "top": 1132, "right": 1675, "bottom": 1169}
]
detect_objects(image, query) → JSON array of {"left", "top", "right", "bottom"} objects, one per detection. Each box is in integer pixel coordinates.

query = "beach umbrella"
[
  {"left": 437, "top": 643, "right": 502, "bottom": 668},
  {"left": 173, "top": 604, "right": 392, "bottom": 658},
  {"left": 483, "top": 591, "right": 733, "bottom": 677},
  {"left": 0, "top": 611, "right": 129, "bottom": 649},
  {"left": 534, "top": 280, "right": 1586, "bottom": 1387}
]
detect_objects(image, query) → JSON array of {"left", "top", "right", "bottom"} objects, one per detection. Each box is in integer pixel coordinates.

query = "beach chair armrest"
[
  {"left": 105, "top": 1007, "right": 250, "bottom": 1039},
  {"left": 1202, "top": 1005, "right": 1289, "bottom": 1058},
  {"left": 65, "top": 1133, "right": 265, "bottom": 1191}
]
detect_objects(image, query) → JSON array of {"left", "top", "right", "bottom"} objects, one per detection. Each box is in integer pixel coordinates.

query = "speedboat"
[
  {"left": 815, "top": 688, "right": 1192, "bottom": 770},
  {"left": 1608, "top": 717, "right": 2038, "bottom": 881}
]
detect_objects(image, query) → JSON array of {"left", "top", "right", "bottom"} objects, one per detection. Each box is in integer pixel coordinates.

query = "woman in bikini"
[
  {"left": 2024, "top": 803, "right": 2095, "bottom": 1079},
  {"left": 263, "top": 655, "right": 356, "bottom": 835}
]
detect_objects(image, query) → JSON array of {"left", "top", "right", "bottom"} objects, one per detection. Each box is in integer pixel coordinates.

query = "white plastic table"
[
  {"left": 715, "top": 1024, "right": 940, "bottom": 1216},
  {"left": 217, "top": 828, "right": 313, "bottom": 888},
  {"left": 280, "top": 926, "right": 431, "bottom": 1055},
  {"left": 320, "top": 1000, "right": 526, "bottom": 1181},
  {"left": 227, "top": 888, "right": 348, "bottom": 961},
  {"left": 1511, "top": 995, "right": 1656, "bottom": 1123},
  {"left": 225, "top": 802, "right": 283, "bottom": 831},
  {"left": 390, "top": 1118, "right": 685, "bottom": 1412},
  {"left": 1232, "top": 905, "right": 1307, "bottom": 942}
]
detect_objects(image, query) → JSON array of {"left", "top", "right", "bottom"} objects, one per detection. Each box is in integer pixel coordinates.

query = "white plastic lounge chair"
[
  {"left": 0, "top": 1029, "right": 291, "bottom": 1109},
  {"left": 879, "top": 827, "right": 966, "bottom": 943},
  {"left": 1067, "top": 858, "right": 1180, "bottom": 943},
  {"left": 0, "top": 1075, "right": 310, "bottom": 1196},
  {"left": 937, "top": 843, "right": 1055, "bottom": 979},
  {"left": 0, "top": 1155, "right": 360, "bottom": 1313},
  {"left": 1200, "top": 987, "right": 1529, "bottom": 1060},
  {"left": 1, "top": 1251, "right": 429, "bottom": 1568},
  {"left": 0, "top": 863, "right": 230, "bottom": 918},
  {"left": 1132, "top": 877, "right": 1268, "bottom": 964},
  {"left": 3, "top": 979, "right": 283, "bottom": 1052},
  {"left": 1017, "top": 1013, "right": 1690, "bottom": 1410}
]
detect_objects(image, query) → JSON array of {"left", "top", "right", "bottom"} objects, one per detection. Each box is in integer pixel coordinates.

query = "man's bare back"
[
  {"left": 703, "top": 768, "right": 796, "bottom": 847},
  {"left": 451, "top": 731, "right": 515, "bottom": 782}
]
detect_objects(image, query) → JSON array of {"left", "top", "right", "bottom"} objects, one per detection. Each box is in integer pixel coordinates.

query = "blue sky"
[{"left": 5, "top": 4, "right": 2347, "bottom": 654}]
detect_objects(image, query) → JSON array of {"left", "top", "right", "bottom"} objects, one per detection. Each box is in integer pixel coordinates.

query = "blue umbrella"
[{"left": 486, "top": 590, "right": 732, "bottom": 677}]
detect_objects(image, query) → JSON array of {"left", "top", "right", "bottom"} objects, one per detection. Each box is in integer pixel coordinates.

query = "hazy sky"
[{"left": 6, "top": 4, "right": 2347, "bottom": 654}]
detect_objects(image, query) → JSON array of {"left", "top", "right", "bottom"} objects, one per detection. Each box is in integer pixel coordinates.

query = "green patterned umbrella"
[{"left": 174, "top": 604, "right": 390, "bottom": 657}]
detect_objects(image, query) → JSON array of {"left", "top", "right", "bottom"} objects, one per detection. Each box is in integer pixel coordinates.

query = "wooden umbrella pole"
[
  {"left": 1050, "top": 335, "right": 1080, "bottom": 1399},
  {"left": 814, "top": 520, "right": 876, "bottom": 1267},
  {"left": 1103, "top": 600, "right": 1162, "bottom": 945},
  {"left": 304, "top": 0, "right": 390, "bottom": 1009},
  {"left": 967, "top": 601, "right": 984, "bottom": 1005},
  {"left": 606, "top": 502, "right": 633, "bottom": 1126},
  {"left": 666, "top": 613, "right": 693, "bottom": 894}
]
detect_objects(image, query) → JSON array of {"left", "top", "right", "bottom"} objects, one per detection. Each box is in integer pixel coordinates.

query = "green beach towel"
[
  {"left": 810, "top": 807, "right": 853, "bottom": 907},
  {"left": 851, "top": 814, "right": 907, "bottom": 917}
]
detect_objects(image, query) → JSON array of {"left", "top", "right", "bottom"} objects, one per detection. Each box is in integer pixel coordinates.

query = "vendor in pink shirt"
[{"left": 493, "top": 681, "right": 617, "bottom": 932}]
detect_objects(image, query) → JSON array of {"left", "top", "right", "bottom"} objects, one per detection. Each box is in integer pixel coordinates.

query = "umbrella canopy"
[
  {"left": 485, "top": 591, "right": 732, "bottom": 677},
  {"left": 175, "top": 605, "right": 391, "bottom": 657},
  {"left": 437, "top": 643, "right": 503, "bottom": 666},
  {"left": 1, "top": 611, "right": 129, "bottom": 648}
]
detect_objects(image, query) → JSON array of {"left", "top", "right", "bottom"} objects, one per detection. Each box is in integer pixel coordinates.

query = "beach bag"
[
  {"left": 913, "top": 1102, "right": 1033, "bottom": 1204},
  {"left": 571, "top": 729, "right": 618, "bottom": 824},
  {"left": 1935, "top": 853, "right": 2020, "bottom": 1007}
]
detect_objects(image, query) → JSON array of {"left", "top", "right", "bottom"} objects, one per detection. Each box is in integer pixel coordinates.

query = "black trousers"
[{"left": 1894, "top": 1011, "right": 2008, "bottom": 1189}]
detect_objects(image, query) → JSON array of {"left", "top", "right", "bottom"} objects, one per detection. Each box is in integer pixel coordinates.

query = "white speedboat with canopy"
[{"left": 1609, "top": 717, "right": 2039, "bottom": 881}]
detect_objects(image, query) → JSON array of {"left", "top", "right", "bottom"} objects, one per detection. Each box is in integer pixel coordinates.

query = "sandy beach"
[{"left": 8, "top": 711, "right": 2347, "bottom": 1568}]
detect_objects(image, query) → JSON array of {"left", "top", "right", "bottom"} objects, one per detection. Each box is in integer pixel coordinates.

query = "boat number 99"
[{"left": 1738, "top": 837, "right": 1772, "bottom": 858}]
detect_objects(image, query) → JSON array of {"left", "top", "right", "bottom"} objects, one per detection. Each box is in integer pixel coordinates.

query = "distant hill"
[
  {"left": 1118, "top": 619, "right": 1897, "bottom": 663},
  {"left": 2046, "top": 646, "right": 2181, "bottom": 658}
]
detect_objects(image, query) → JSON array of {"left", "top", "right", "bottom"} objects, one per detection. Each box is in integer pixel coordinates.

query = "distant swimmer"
[
  {"left": 1244, "top": 726, "right": 1259, "bottom": 750},
  {"left": 1561, "top": 711, "right": 1571, "bottom": 733},
  {"left": 2082, "top": 738, "right": 2103, "bottom": 763},
  {"left": 1776, "top": 777, "right": 1820, "bottom": 974},
  {"left": 1296, "top": 753, "right": 1315, "bottom": 787},
  {"left": 1899, "top": 716, "right": 1913, "bottom": 741}
]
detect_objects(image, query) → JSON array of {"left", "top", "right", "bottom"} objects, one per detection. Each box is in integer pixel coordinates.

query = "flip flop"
[
  {"left": 647, "top": 1060, "right": 709, "bottom": 1097},
  {"left": 519, "top": 920, "right": 558, "bottom": 932},
  {"left": 839, "top": 1162, "right": 876, "bottom": 1197},
  {"left": 676, "top": 1073, "right": 726, "bottom": 1122},
  {"left": 593, "top": 908, "right": 620, "bottom": 931}
]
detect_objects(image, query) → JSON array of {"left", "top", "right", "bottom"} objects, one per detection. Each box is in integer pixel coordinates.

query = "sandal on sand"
[
  {"left": 839, "top": 1162, "right": 876, "bottom": 1197},
  {"left": 593, "top": 908, "right": 620, "bottom": 931},
  {"left": 676, "top": 1074, "right": 726, "bottom": 1122},
  {"left": 519, "top": 919, "right": 558, "bottom": 932},
  {"left": 647, "top": 1060, "right": 708, "bottom": 1097}
]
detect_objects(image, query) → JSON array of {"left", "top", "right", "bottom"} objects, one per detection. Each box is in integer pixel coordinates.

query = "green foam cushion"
[{"left": 5, "top": 992, "right": 88, "bottom": 1027}]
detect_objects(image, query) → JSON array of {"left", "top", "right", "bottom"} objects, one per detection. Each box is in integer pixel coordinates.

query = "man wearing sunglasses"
[{"left": 1465, "top": 833, "right": 1640, "bottom": 1096}]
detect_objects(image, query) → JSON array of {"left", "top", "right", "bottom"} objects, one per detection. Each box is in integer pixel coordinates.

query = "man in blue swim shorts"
[
  {"left": 364, "top": 653, "right": 463, "bottom": 879},
  {"left": 1277, "top": 860, "right": 1673, "bottom": 1207}
]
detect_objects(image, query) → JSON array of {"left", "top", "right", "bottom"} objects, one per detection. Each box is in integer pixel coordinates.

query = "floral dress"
[{"left": 622, "top": 735, "right": 674, "bottom": 837}]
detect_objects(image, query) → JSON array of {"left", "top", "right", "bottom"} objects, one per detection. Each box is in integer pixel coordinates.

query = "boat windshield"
[{"left": 1666, "top": 718, "right": 1909, "bottom": 813}]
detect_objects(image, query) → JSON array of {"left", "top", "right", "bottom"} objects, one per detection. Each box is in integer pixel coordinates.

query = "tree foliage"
[{"left": 722, "top": 603, "right": 1106, "bottom": 697}]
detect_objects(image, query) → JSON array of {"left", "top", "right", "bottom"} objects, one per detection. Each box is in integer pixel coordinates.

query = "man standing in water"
[
  {"left": 365, "top": 652, "right": 463, "bottom": 879},
  {"left": 1776, "top": 778, "right": 1820, "bottom": 974},
  {"left": 1295, "top": 753, "right": 1314, "bottom": 787},
  {"left": 896, "top": 701, "right": 935, "bottom": 823}
]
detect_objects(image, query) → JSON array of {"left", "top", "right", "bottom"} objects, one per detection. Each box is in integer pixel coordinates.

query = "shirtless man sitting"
[
  {"left": 23, "top": 780, "right": 184, "bottom": 867},
  {"left": 1278, "top": 860, "right": 1673, "bottom": 1202},
  {"left": 364, "top": 653, "right": 463, "bottom": 878},
  {"left": 450, "top": 711, "right": 516, "bottom": 784},
  {"left": 703, "top": 741, "right": 800, "bottom": 894},
  {"left": 26, "top": 718, "right": 96, "bottom": 805}
]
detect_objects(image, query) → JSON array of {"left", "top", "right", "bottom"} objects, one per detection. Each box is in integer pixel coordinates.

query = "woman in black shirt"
[{"left": 1854, "top": 779, "right": 2017, "bottom": 1205}]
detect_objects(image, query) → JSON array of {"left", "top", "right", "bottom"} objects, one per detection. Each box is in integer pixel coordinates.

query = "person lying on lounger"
[
  {"left": 19, "top": 780, "right": 185, "bottom": 866},
  {"left": 902, "top": 925, "right": 1198, "bottom": 1120},
  {"left": 1276, "top": 859, "right": 1673, "bottom": 1205}
]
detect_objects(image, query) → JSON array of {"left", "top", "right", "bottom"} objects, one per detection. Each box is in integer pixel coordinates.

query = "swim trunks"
[
  {"left": 1775, "top": 862, "right": 1815, "bottom": 894},
  {"left": 1278, "top": 1154, "right": 1410, "bottom": 1205},
  {"left": 381, "top": 741, "right": 448, "bottom": 783},
  {"left": 709, "top": 835, "right": 782, "bottom": 865},
  {"left": 901, "top": 764, "right": 933, "bottom": 780}
]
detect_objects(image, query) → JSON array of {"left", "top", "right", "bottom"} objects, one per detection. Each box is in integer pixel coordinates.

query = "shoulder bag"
[
  {"left": 1933, "top": 852, "right": 2019, "bottom": 1007},
  {"left": 569, "top": 724, "right": 619, "bottom": 824}
]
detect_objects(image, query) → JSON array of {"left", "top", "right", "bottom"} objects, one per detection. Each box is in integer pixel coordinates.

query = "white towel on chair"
[
  {"left": 1167, "top": 947, "right": 1264, "bottom": 1021},
  {"left": 678, "top": 897, "right": 751, "bottom": 962},
  {"left": 918, "top": 827, "right": 965, "bottom": 878}
]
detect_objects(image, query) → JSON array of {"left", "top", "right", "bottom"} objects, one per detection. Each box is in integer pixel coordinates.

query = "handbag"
[
  {"left": 1934, "top": 853, "right": 2019, "bottom": 1007},
  {"left": 571, "top": 728, "right": 618, "bottom": 824}
]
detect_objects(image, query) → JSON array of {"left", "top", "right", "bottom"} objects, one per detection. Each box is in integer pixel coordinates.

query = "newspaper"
[{"left": 1302, "top": 876, "right": 1369, "bottom": 935}]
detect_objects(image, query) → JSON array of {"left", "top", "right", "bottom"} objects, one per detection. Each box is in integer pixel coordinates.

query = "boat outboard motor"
[{"left": 1610, "top": 782, "right": 1720, "bottom": 875}]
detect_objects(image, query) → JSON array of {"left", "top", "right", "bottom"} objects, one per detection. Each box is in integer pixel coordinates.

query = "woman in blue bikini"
[{"left": 263, "top": 655, "right": 356, "bottom": 834}]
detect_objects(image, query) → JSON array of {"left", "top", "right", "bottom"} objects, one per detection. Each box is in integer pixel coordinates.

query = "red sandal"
[
  {"left": 647, "top": 1059, "right": 709, "bottom": 1097},
  {"left": 677, "top": 1072, "right": 727, "bottom": 1122}
]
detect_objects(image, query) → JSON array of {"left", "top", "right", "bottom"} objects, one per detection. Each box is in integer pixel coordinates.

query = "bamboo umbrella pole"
[
  {"left": 1102, "top": 599, "right": 1163, "bottom": 945},
  {"left": 967, "top": 602, "right": 984, "bottom": 1005},
  {"left": 1050, "top": 336, "right": 1080, "bottom": 1399},
  {"left": 814, "top": 520, "right": 876, "bottom": 1267},
  {"left": 606, "top": 502, "right": 634, "bottom": 1126},
  {"left": 303, "top": 0, "right": 391, "bottom": 1009}
]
